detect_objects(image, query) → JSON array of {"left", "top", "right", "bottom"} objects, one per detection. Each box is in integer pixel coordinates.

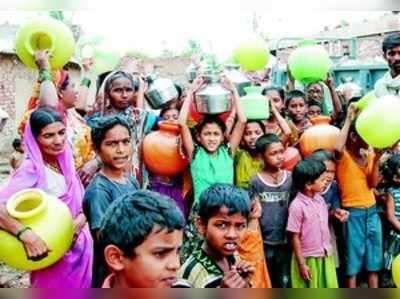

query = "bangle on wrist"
[
  {"left": 38, "top": 69, "right": 53, "bottom": 83},
  {"left": 80, "top": 78, "right": 91, "bottom": 88},
  {"left": 16, "top": 226, "right": 31, "bottom": 241}
]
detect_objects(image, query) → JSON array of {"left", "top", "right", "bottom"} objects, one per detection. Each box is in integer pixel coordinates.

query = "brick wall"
[{"left": 0, "top": 53, "right": 37, "bottom": 154}]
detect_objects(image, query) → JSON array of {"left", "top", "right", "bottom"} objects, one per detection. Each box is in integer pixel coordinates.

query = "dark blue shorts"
[{"left": 344, "top": 205, "right": 383, "bottom": 276}]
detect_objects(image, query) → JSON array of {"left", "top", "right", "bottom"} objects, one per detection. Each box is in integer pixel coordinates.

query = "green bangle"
[
  {"left": 80, "top": 78, "right": 91, "bottom": 88},
  {"left": 16, "top": 226, "right": 31, "bottom": 241},
  {"left": 38, "top": 69, "right": 53, "bottom": 83}
]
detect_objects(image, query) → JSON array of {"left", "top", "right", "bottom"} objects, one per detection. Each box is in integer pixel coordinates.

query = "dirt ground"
[{"left": 0, "top": 159, "right": 29, "bottom": 288}]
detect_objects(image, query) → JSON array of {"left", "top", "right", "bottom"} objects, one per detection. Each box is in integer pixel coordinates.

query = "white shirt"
[{"left": 44, "top": 166, "right": 67, "bottom": 198}]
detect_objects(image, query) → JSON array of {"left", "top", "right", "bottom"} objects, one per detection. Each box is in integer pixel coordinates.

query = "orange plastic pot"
[
  {"left": 282, "top": 147, "right": 302, "bottom": 171},
  {"left": 299, "top": 116, "right": 340, "bottom": 157},
  {"left": 143, "top": 122, "right": 189, "bottom": 176}
]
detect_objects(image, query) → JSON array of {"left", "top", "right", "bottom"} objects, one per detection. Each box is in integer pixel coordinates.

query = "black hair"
[
  {"left": 262, "top": 86, "right": 285, "bottom": 101},
  {"left": 310, "top": 149, "right": 335, "bottom": 163},
  {"left": 59, "top": 73, "right": 70, "bottom": 91},
  {"left": 98, "top": 190, "right": 185, "bottom": 258},
  {"left": 12, "top": 138, "right": 22, "bottom": 150},
  {"left": 292, "top": 158, "right": 326, "bottom": 191},
  {"left": 104, "top": 71, "right": 135, "bottom": 99},
  {"left": 29, "top": 107, "right": 64, "bottom": 138},
  {"left": 198, "top": 183, "right": 251, "bottom": 224},
  {"left": 255, "top": 133, "right": 281, "bottom": 155},
  {"left": 91, "top": 115, "right": 131, "bottom": 150},
  {"left": 381, "top": 153, "right": 400, "bottom": 185},
  {"left": 195, "top": 115, "right": 227, "bottom": 135},
  {"left": 174, "top": 83, "right": 183, "bottom": 99},
  {"left": 308, "top": 99, "right": 322, "bottom": 109},
  {"left": 246, "top": 120, "right": 266, "bottom": 133},
  {"left": 286, "top": 90, "right": 307, "bottom": 106},
  {"left": 382, "top": 32, "right": 400, "bottom": 53}
]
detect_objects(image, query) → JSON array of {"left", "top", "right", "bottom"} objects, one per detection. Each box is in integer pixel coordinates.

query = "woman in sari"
[
  {"left": 19, "top": 51, "right": 96, "bottom": 186},
  {"left": 0, "top": 107, "right": 93, "bottom": 288}
]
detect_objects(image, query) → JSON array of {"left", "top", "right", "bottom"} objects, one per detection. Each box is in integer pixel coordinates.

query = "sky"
[{"left": 0, "top": 5, "right": 390, "bottom": 60}]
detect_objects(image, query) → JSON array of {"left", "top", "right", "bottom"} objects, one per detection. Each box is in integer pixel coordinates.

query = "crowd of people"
[{"left": 0, "top": 32, "right": 400, "bottom": 288}]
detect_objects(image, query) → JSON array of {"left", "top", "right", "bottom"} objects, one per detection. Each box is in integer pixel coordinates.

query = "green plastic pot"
[
  {"left": 15, "top": 16, "right": 75, "bottom": 70},
  {"left": 356, "top": 95, "right": 400, "bottom": 148},
  {"left": 240, "top": 86, "right": 269, "bottom": 120},
  {"left": 76, "top": 36, "right": 121, "bottom": 76},
  {"left": 233, "top": 39, "right": 270, "bottom": 72},
  {"left": 288, "top": 40, "right": 331, "bottom": 84},
  {"left": 0, "top": 189, "right": 73, "bottom": 271}
]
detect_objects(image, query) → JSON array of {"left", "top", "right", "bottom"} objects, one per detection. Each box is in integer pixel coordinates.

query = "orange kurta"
[{"left": 239, "top": 227, "right": 271, "bottom": 288}]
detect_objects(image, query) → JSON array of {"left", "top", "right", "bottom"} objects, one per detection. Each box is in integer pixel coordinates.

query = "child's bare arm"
[
  {"left": 178, "top": 77, "right": 205, "bottom": 161},
  {"left": 224, "top": 77, "right": 247, "bottom": 157},
  {"left": 335, "top": 104, "right": 357, "bottom": 158},
  {"left": 178, "top": 93, "right": 195, "bottom": 161},
  {"left": 386, "top": 193, "right": 400, "bottom": 232},
  {"left": 367, "top": 150, "right": 384, "bottom": 189},
  {"left": 270, "top": 100, "right": 292, "bottom": 145},
  {"left": 291, "top": 233, "right": 311, "bottom": 282}
]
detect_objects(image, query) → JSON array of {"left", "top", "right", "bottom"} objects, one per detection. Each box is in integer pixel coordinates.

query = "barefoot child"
[
  {"left": 288, "top": 158, "right": 338, "bottom": 288},
  {"left": 175, "top": 184, "right": 255, "bottom": 288},
  {"left": 99, "top": 190, "right": 185, "bottom": 288},
  {"left": 335, "top": 104, "right": 384, "bottom": 288},
  {"left": 83, "top": 116, "right": 140, "bottom": 287},
  {"left": 250, "top": 133, "right": 293, "bottom": 287}
]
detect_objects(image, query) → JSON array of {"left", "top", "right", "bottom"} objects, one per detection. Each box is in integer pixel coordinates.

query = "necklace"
[
  {"left": 263, "top": 169, "right": 283, "bottom": 184},
  {"left": 45, "top": 160, "right": 62, "bottom": 174}
]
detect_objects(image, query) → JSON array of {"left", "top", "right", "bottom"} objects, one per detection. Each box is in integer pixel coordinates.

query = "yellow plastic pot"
[
  {"left": 393, "top": 254, "right": 400, "bottom": 287},
  {"left": 233, "top": 39, "right": 270, "bottom": 72},
  {"left": 356, "top": 90, "right": 376, "bottom": 110},
  {"left": 356, "top": 95, "right": 400, "bottom": 149},
  {"left": 15, "top": 16, "right": 75, "bottom": 70},
  {"left": 76, "top": 36, "right": 121, "bottom": 76},
  {"left": 0, "top": 189, "right": 74, "bottom": 271},
  {"left": 288, "top": 40, "right": 331, "bottom": 84}
]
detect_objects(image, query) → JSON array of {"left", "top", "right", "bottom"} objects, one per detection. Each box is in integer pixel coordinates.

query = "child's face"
[
  {"left": 307, "top": 105, "right": 321, "bottom": 119},
  {"left": 98, "top": 125, "right": 132, "bottom": 170},
  {"left": 109, "top": 78, "right": 135, "bottom": 110},
  {"left": 307, "top": 83, "right": 324, "bottom": 102},
  {"left": 108, "top": 227, "right": 183, "bottom": 288},
  {"left": 242, "top": 122, "right": 264, "bottom": 150},
  {"left": 265, "top": 90, "right": 284, "bottom": 112},
  {"left": 162, "top": 109, "right": 179, "bottom": 123},
  {"left": 262, "top": 142, "right": 285, "bottom": 169},
  {"left": 197, "top": 123, "right": 224, "bottom": 154},
  {"left": 308, "top": 174, "right": 328, "bottom": 193},
  {"left": 287, "top": 97, "right": 307, "bottom": 122},
  {"left": 199, "top": 206, "right": 247, "bottom": 257},
  {"left": 323, "top": 160, "right": 336, "bottom": 185}
]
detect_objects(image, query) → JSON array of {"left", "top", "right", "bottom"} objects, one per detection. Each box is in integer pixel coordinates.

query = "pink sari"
[{"left": 0, "top": 118, "right": 93, "bottom": 288}]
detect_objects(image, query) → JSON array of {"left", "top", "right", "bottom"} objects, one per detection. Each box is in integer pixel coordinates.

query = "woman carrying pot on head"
[
  {"left": 19, "top": 50, "right": 97, "bottom": 187},
  {"left": 86, "top": 69, "right": 158, "bottom": 187},
  {"left": 0, "top": 107, "right": 93, "bottom": 288}
]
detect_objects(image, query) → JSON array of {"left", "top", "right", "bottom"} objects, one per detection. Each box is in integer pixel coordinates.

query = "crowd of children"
[{"left": 1, "top": 32, "right": 400, "bottom": 288}]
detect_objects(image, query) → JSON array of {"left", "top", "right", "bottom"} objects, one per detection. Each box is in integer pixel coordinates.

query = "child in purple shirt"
[{"left": 287, "top": 158, "right": 338, "bottom": 288}]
